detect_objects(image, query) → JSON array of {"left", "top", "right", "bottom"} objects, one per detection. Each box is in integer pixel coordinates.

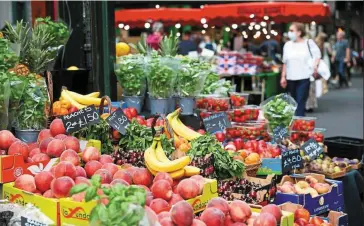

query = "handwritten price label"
[
  {"left": 202, "top": 112, "right": 232, "bottom": 134},
  {"left": 106, "top": 108, "right": 130, "bottom": 135},
  {"left": 282, "top": 149, "right": 304, "bottom": 173},
  {"left": 61, "top": 105, "right": 100, "bottom": 134},
  {"left": 301, "top": 139, "right": 323, "bottom": 160},
  {"left": 272, "top": 124, "right": 289, "bottom": 143}
]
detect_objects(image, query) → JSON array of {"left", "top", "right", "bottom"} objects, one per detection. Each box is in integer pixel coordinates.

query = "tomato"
[
  {"left": 136, "top": 116, "right": 146, "bottom": 126},
  {"left": 146, "top": 118, "right": 154, "bottom": 127},
  {"left": 215, "top": 132, "right": 225, "bottom": 142},
  {"left": 112, "top": 129, "right": 121, "bottom": 140},
  {"left": 129, "top": 108, "right": 138, "bottom": 118},
  {"left": 233, "top": 138, "right": 244, "bottom": 150},
  {"left": 68, "top": 106, "right": 78, "bottom": 113}
]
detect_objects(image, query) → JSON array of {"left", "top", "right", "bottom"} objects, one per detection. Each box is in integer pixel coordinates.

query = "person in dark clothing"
[
  {"left": 332, "top": 30, "right": 351, "bottom": 88},
  {"left": 178, "top": 31, "right": 197, "bottom": 56}
]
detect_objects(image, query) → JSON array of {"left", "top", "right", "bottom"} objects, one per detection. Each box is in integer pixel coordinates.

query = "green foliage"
[
  {"left": 188, "top": 135, "right": 244, "bottom": 179},
  {"left": 70, "top": 175, "right": 147, "bottom": 226},
  {"left": 0, "top": 38, "right": 18, "bottom": 71},
  {"left": 71, "top": 119, "right": 114, "bottom": 154},
  {"left": 114, "top": 54, "right": 146, "bottom": 96},
  {"left": 119, "top": 120, "right": 154, "bottom": 151},
  {"left": 35, "top": 17, "right": 70, "bottom": 46},
  {"left": 159, "top": 33, "right": 179, "bottom": 57}
]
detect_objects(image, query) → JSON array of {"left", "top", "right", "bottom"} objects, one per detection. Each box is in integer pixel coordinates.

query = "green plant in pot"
[
  {"left": 145, "top": 34, "right": 180, "bottom": 114},
  {"left": 4, "top": 19, "right": 64, "bottom": 142},
  {"left": 178, "top": 58, "right": 210, "bottom": 115},
  {"left": 115, "top": 54, "right": 146, "bottom": 113}
]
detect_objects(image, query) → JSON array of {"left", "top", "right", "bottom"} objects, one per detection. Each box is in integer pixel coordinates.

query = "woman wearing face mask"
[{"left": 280, "top": 22, "right": 321, "bottom": 116}]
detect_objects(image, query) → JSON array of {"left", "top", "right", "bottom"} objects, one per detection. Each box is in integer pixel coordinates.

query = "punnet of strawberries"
[
  {"left": 195, "top": 95, "right": 230, "bottom": 112},
  {"left": 290, "top": 116, "right": 316, "bottom": 131},
  {"left": 229, "top": 92, "right": 249, "bottom": 108}
]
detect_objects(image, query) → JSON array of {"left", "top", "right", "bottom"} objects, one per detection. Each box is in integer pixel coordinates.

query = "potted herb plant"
[
  {"left": 4, "top": 19, "right": 59, "bottom": 142},
  {"left": 145, "top": 34, "right": 179, "bottom": 115},
  {"left": 115, "top": 54, "right": 146, "bottom": 113},
  {"left": 178, "top": 58, "right": 209, "bottom": 115}
]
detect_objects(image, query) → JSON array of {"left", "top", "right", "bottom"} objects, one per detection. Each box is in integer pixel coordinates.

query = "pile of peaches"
[
  {"left": 154, "top": 197, "right": 282, "bottom": 226},
  {"left": 277, "top": 176, "right": 331, "bottom": 198},
  {"left": 0, "top": 119, "right": 80, "bottom": 162},
  {"left": 294, "top": 208, "right": 333, "bottom": 226}
]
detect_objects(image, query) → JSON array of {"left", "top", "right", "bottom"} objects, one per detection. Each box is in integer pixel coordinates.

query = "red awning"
[
  {"left": 115, "top": 8, "right": 202, "bottom": 28},
  {"left": 114, "top": 2, "right": 331, "bottom": 28},
  {"left": 201, "top": 2, "right": 331, "bottom": 25}
]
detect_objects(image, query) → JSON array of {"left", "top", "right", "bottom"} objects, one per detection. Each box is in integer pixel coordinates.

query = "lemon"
[
  {"left": 67, "top": 66, "right": 79, "bottom": 71},
  {"left": 116, "top": 42, "right": 130, "bottom": 57}
]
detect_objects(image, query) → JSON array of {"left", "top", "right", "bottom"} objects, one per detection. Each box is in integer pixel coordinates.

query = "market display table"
[{"left": 221, "top": 72, "right": 280, "bottom": 102}]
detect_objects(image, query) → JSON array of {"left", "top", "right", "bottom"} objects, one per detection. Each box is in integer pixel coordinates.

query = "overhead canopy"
[
  {"left": 115, "top": 2, "right": 331, "bottom": 28},
  {"left": 201, "top": 2, "right": 331, "bottom": 26},
  {"left": 115, "top": 8, "right": 202, "bottom": 28}
]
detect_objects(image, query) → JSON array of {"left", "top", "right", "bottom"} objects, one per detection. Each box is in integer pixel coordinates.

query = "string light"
[
  {"left": 311, "top": 21, "right": 316, "bottom": 25},
  {"left": 124, "top": 25, "right": 130, "bottom": 30},
  {"left": 175, "top": 23, "right": 181, "bottom": 29},
  {"left": 225, "top": 27, "right": 231, "bottom": 32},
  {"left": 144, "top": 23, "right": 150, "bottom": 29},
  {"left": 202, "top": 30, "right": 206, "bottom": 34},
  {"left": 200, "top": 5, "right": 204, "bottom": 9},
  {"left": 270, "top": 21, "right": 275, "bottom": 25},
  {"left": 201, "top": 18, "right": 207, "bottom": 24},
  {"left": 266, "top": 35, "right": 271, "bottom": 39},
  {"left": 241, "top": 23, "right": 247, "bottom": 26},
  {"left": 260, "top": 21, "right": 267, "bottom": 27},
  {"left": 203, "top": 24, "right": 208, "bottom": 29},
  {"left": 242, "top": 31, "right": 247, "bottom": 35},
  {"left": 248, "top": 26, "right": 253, "bottom": 31},
  {"left": 263, "top": 28, "right": 267, "bottom": 34},
  {"left": 118, "top": 23, "right": 124, "bottom": 29},
  {"left": 250, "top": 14, "right": 255, "bottom": 18},
  {"left": 254, "top": 24, "right": 261, "bottom": 30},
  {"left": 211, "top": 26, "right": 215, "bottom": 29},
  {"left": 264, "top": 16, "right": 269, "bottom": 20},
  {"left": 232, "top": 24, "right": 238, "bottom": 29},
  {"left": 155, "top": 4, "right": 160, "bottom": 9},
  {"left": 250, "top": 22, "right": 255, "bottom": 26},
  {"left": 176, "top": 32, "right": 181, "bottom": 37}
]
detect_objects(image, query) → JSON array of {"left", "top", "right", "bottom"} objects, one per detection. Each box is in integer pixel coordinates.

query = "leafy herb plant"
[
  {"left": 70, "top": 175, "right": 147, "bottom": 226},
  {"left": 115, "top": 54, "right": 146, "bottom": 96},
  {"left": 188, "top": 135, "right": 244, "bottom": 179}
]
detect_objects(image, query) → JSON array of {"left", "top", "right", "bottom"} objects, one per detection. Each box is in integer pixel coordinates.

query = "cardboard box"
[
  {"left": 273, "top": 174, "right": 344, "bottom": 215},
  {"left": 2, "top": 183, "right": 59, "bottom": 225},
  {"left": 279, "top": 202, "right": 348, "bottom": 226},
  {"left": 59, "top": 179, "right": 218, "bottom": 226},
  {"left": 0, "top": 139, "right": 101, "bottom": 184},
  {"left": 186, "top": 178, "right": 218, "bottom": 213},
  {"left": 250, "top": 204, "right": 294, "bottom": 226},
  {"left": 257, "top": 158, "right": 282, "bottom": 176}
]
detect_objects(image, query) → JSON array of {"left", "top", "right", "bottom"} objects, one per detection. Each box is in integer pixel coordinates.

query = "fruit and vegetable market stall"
[{"left": 0, "top": 18, "right": 364, "bottom": 226}]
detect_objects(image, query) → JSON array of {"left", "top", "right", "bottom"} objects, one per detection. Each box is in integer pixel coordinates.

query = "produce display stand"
[{"left": 221, "top": 72, "right": 280, "bottom": 102}]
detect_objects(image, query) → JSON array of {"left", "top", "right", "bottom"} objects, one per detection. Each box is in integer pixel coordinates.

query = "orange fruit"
[
  {"left": 116, "top": 42, "right": 130, "bottom": 57},
  {"left": 245, "top": 153, "right": 260, "bottom": 164},
  {"left": 59, "top": 108, "right": 69, "bottom": 115},
  {"left": 178, "top": 143, "right": 190, "bottom": 153},
  {"left": 240, "top": 150, "right": 248, "bottom": 159}
]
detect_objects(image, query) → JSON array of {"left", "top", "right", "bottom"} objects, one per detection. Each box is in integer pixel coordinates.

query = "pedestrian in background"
[
  {"left": 199, "top": 35, "right": 217, "bottom": 52},
  {"left": 280, "top": 22, "right": 321, "bottom": 116},
  {"left": 147, "top": 22, "right": 164, "bottom": 50},
  {"left": 332, "top": 30, "right": 351, "bottom": 88},
  {"left": 178, "top": 31, "right": 197, "bottom": 56}
]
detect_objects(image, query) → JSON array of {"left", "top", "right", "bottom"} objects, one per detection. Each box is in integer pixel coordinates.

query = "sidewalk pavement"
[{"left": 306, "top": 76, "right": 363, "bottom": 139}]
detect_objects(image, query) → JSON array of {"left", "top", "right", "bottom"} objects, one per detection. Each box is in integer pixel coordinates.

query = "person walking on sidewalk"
[
  {"left": 332, "top": 30, "right": 351, "bottom": 88},
  {"left": 280, "top": 22, "right": 321, "bottom": 116}
]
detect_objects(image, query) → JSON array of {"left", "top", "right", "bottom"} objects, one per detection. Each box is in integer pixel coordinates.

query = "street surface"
[{"left": 307, "top": 75, "right": 363, "bottom": 139}]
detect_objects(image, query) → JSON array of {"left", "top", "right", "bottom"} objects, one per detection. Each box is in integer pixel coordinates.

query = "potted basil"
[
  {"left": 115, "top": 54, "right": 146, "bottom": 113},
  {"left": 178, "top": 58, "right": 209, "bottom": 115},
  {"left": 146, "top": 56, "right": 179, "bottom": 114}
]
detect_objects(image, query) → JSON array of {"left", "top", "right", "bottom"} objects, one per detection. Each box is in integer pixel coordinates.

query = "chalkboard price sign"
[
  {"left": 272, "top": 124, "right": 289, "bottom": 142},
  {"left": 282, "top": 149, "right": 304, "bottom": 173},
  {"left": 61, "top": 105, "right": 100, "bottom": 134},
  {"left": 106, "top": 108, "right": 130, "bottom": 135},
  {"left": 21, "top": 216, "right": 47, "bottom": 226},
  {"left": 202, "top": 112, "right": 232, "bottom": 134},
  {"left": 301, "top": 139, "right": 323, "bottom": 160}
]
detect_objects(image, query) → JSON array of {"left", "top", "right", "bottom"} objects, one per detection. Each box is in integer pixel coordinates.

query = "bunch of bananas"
[
  {"left": 165, "top": 109, "right": 201, "bottom": 154},
  {"left": 144, "top": 137, "right": 200, "bottom": 179},
  {"left": 60, "top": 88, "right": 105, "bottom": 109}
]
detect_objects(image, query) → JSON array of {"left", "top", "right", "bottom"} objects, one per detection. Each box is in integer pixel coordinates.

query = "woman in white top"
[{"left": 280, "top": 22, "right": 321, "bottom": 116}]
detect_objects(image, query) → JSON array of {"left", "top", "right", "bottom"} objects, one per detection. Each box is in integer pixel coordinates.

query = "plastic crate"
[{"left": 325, "top": 136, "right": 364, "bottom": 161}]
